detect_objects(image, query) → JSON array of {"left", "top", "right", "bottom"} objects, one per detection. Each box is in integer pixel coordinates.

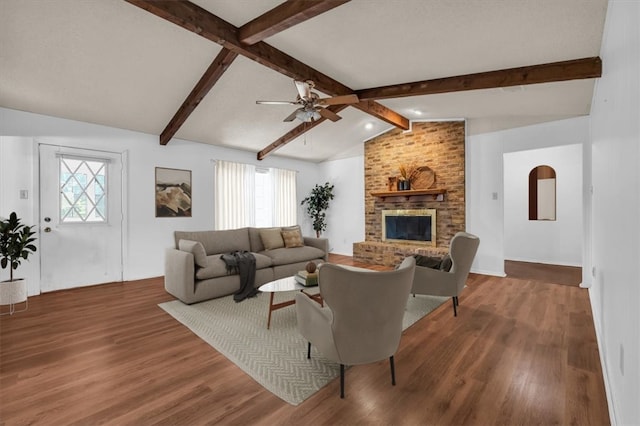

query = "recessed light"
[
  {"left": 365, "top": 122, "right": 374, "bottom": 130},
  {"left": 413, "top": 110, "right": 423, "bottom": 116}
]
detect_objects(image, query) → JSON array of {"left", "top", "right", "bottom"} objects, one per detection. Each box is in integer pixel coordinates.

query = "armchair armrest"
[
  {"left": 303, "top": 236, "right": 329, "bottom": 261},
  {"left": 164, "top": 248, "right": 196, "bottom": 304},
  {"left": 411, "top": 265, "right": 458, "bottom": 297},
  {"left": 295, "top": 293, "right": 339, "bottom": 361}
]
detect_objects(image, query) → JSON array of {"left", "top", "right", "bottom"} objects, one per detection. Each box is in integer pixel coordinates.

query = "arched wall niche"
[{"left": 528, "top": 165, "right": 556, "bottom": 221}]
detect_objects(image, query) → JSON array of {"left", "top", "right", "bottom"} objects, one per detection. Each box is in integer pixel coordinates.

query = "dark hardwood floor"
[
  {"left": 0, "top": 255, "right": 609, "bottom": 425},
  {"left": 505, "top": 260, "right": 583, "bottom": 287}
]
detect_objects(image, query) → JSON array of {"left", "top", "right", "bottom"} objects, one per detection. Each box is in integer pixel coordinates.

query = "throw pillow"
[
  {"left": 259, "top": 228, "right": 285, "bottom": 250},
  {"left": 282, "top": 225, "right": 302, "bottom": 233},
  {"left": 178, "top": 239, "right": 208, "bottom": 268},
  {"left": 413, "top": 254, "right": 442, "bottom": 269},
  {"left": 282, "top": 229, "right": 304, "bottom": 248}
]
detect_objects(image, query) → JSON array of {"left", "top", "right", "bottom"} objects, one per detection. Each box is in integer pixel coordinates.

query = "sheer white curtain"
[
  {"left": 272, "top": 168, "right": 297, "bottom": 226},
  {"left": 214, "top": 160, "right": 296, "bottom": 229},
  {"left": 214, "top": 160, "right": 256, "bottom": 230}
]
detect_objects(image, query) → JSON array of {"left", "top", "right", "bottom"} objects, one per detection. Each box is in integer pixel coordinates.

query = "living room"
[{"left": 1, "top": 0, "right": 639, "bottom": 424}]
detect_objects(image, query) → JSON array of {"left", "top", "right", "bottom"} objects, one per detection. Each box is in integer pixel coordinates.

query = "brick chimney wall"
[{"left": 354, "top": 120, "right": 466, "bottom": 265}]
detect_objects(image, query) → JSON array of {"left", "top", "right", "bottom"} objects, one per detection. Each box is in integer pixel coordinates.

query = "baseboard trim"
[
  {"left": 587, "top": 287, "right": 617, "bottom": 426},
  {"left": 470, "top": 268, "right": 506, "bottom": 277}
]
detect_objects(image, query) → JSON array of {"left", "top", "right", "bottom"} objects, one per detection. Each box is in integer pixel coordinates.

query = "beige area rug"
[{"left": 159, "top": 290, "right": 448, "bottom": 405}]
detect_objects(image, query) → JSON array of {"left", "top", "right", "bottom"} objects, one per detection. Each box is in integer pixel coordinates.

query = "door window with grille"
[{"left": 59, "top": 156, "right": 108, "bottom": 223}]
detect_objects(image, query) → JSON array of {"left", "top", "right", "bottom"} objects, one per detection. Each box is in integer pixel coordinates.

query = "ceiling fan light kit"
[
  {"left": 296, "top": 108, "right": 322, "bottom": 123},
  {"left": 257, "top": 79, "right": 359, "bottom": 123}
]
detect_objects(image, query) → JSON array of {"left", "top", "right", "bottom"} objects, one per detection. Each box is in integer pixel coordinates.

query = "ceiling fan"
[{"left": 256, "top": 80, "right": 359, "bottom": 123}]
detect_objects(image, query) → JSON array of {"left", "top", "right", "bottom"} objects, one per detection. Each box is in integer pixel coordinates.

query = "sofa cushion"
[
  {"left": 259, "top": 228, "right": 285, "bottom": 250},
  {"left": 259, "top": 246, "right": 325, "bottom": 266},
  {"left": 175, "top": 229, "right": 250, "bottom": 255},
  {"left": 178, "top": 239, "right": 208, "bottom": 268},
  {"left": 195, "top": 252, "right": 273, "bottom": 280},
  {"left": 282, "top": 229, "right": 304, "bottom": 248},
  {"left": 248, "top": 227, "right": 265, "bottom": 252}
]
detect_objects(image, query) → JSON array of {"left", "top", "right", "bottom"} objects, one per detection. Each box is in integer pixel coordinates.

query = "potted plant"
[
  {"left": 301, "top": 182, "right": 335, "bottom": 237},
  {"left": 0, "top": 212, "right": 37, "bottom": 315}
]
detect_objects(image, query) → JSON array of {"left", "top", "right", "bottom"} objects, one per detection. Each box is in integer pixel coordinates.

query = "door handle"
[{"left": 44, "top": 227, "right": 52, "bottom": 233}]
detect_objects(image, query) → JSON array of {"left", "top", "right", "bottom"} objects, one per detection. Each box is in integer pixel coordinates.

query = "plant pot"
[{"left": 0, "top": 279, "right": 28, "bottom": 315}]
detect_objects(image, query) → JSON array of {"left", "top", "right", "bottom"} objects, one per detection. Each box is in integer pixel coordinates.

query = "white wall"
[
  {"left": 0, "top": 108, "right": 321, "bottom": 294},
  {"left": 318, "top": 152, "right": 365, "bottom": 255},
  {"left": 504, "top": 144, "right": 583, "bottom": 266},
  {"left": 589, "top": 1, "right": 640, "bottom": 424},
  {"left": 466, "top": 116, "right": 590, "bottom": 276},
  {"left": 0, "top": 137, "right": 40, "bottom": 293}
]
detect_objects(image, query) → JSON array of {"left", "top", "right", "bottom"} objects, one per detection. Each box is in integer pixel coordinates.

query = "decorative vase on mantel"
[{"left": 397, "top": 179, "right": 411, "bottom": 191}]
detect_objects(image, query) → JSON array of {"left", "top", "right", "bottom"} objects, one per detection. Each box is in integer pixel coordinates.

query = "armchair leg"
[
  {"left": 390, "top": 356, "right": 396, "bottom": 386},
  {"left": 452, "top": 297, "right": 458, "bottom": 316},
  {"left": 340, "top": 364, "right": 345, "bottom": 398},
  {"left": 307, "top": 342, "right": 311, "bottom": 359}
]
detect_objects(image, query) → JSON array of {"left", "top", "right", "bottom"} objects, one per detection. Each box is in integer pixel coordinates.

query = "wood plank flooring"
[
  {"left": 505, "top": 260, "right": 583, "bottom": 287},
  {"left": 0, "top": 256, "right": 609, "bottom": 425}
]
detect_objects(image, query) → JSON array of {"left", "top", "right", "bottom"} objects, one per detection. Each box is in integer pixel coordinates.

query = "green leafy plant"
[
  {"left": 301, "top": 182, "right": 335, "bottom": 237},
  {"left": 0, "top": 212, "right": 37, "bottom": 282}
]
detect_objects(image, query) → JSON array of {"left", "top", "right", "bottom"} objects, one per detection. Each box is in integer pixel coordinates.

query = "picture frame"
[{"left": 155, "top": 167, "right": 192, "bottom": 217}]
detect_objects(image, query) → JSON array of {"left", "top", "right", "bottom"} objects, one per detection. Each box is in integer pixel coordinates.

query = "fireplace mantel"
[{"left": 370, "top": 188, "right": 446, "bottom": 201}]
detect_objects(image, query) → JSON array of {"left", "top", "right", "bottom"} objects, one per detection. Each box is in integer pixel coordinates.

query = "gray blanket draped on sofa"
[{"left": 221, "top": 251, "right": 259, "bottom": 302}]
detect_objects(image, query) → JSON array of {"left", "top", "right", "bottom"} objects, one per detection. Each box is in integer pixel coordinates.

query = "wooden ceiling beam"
[
  {"left": 125, "top": 0, "right": 351, "bottom": 97},
  {"left": 257, "top": 105, "right": 348, "bottom": 160},
  {"left": 157, "top": 1, "right": 346, "bottom": 145},
  {"left": 353, "top": 101, "right": 410, "bottom": 130},
  {"left": 125, "top": 0, "right": 410, "bottom": 149},
  {"left": 356, "top": 57, "right": 603, "bottom": 101},
  {"left": 238, "top": 0, "right": 350, "bottom": 45},
  {"left": 160, "top": 48, "right": 238, "bottom": 145}
]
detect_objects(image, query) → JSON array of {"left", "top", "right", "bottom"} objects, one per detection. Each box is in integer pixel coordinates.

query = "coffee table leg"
[
  {"left": 265, "top": 290, "right": 316, "bottom": 329},
  {"left": 267, "top": 292, "right": 275, "bottom": 329}
]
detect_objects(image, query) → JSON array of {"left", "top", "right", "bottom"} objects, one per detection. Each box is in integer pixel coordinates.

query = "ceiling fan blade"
[
  {"left": 318, "top": 107, "right": 342, "bottom": 122},
  {"left": 283, "top": 109, "right": 299, "bottom": 122},
  {"left": 317, "top": 94, "right": 359, "bottom": 106},
  {"left": 294, "top": 80, "right": 311, "bottom": 100},
  {"left": 256, "top": 100, "right": 297, "bottom": 105}
]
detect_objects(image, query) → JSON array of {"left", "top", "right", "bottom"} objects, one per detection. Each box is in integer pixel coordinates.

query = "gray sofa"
[{"left": 164, "top": 226, "right": 328, "bottom": 304}]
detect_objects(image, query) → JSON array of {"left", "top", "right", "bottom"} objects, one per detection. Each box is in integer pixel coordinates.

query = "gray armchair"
[
  {"left": 295, "top": 257, "right": 416, "bottom": 398},
  {"left": 412, "top": 231, "right": 480, "bottom": 316}
]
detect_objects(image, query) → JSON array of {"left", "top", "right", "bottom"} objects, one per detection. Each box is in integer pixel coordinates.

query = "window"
[
  {"left": 528, "top": 165, "right": 556, "bottom": 221},
  {"left": 59, "top": 156, "right": 108, "bottom": 223},
  {"left": 214, "top": 160, "right": 296, "bottom": 230},
  {"left": 254, "top": 168, "right": 273, "bottom": 227}
]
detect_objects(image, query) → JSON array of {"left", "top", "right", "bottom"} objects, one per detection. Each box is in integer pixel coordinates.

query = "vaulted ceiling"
[{"left": 0, "top": 0, "right": 608, "bottom": 162}]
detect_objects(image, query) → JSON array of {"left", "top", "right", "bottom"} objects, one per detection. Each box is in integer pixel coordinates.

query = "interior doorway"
[{"left": 503, "top": 145, "right": 584, "bottom": 285}]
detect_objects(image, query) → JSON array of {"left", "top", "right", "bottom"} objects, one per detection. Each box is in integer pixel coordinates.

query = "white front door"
[{"left": 39, "top": 145, "right": 123, "bottom": 292}]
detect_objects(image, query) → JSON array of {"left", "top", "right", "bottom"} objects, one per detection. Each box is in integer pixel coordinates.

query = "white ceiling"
[{"left": 0, "top": 0, "right": 608, "bottom": 163}]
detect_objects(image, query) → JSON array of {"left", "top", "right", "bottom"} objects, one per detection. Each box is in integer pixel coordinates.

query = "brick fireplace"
[{"left": 353, "top": 120, "right": 466, "bottom": 266}]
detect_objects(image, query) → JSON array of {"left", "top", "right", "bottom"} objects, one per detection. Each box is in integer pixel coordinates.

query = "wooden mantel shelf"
[{"left": 371, "top": 188, "right": 447, "bottom": 201}]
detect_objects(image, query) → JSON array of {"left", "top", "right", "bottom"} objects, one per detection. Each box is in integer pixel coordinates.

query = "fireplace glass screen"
[{"left": 382, "top": 209, "right": 436, "bottom": 246}]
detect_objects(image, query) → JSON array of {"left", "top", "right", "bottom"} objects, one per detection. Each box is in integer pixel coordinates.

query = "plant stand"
[{"left": 0, "top": 279, "right": 28, "bottom": 315}]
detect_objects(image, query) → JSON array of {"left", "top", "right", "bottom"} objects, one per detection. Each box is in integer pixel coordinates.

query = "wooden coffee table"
[{"left": 258, "top": 276, "right": 322, "bottom": 329}]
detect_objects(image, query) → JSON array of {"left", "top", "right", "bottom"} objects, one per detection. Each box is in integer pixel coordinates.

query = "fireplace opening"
[{"left": 382, "top": 209, "right": 437, "bottom": 246}]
